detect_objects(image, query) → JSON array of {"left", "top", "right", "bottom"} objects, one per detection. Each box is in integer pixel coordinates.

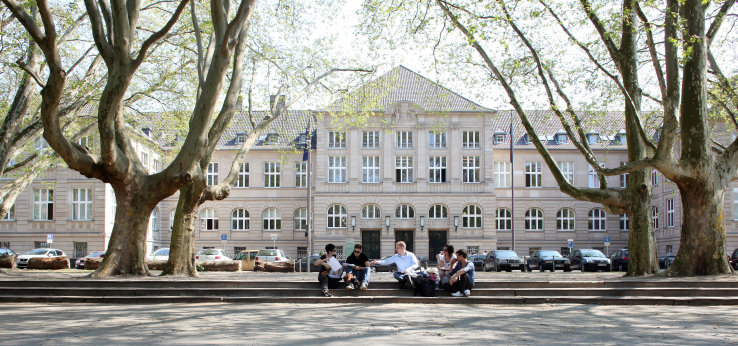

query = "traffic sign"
[
  {"left": 567, "top": 238, "right": 573, "bottom": 248},
  {"left": 47, "top": 233, "right": 53, "bottom": 244},
  {"left": 221, "top": 234, "right": 227, "bottom": 241},
  {"left": 604, "top": 236, "right": 610, "bottom": 242}
]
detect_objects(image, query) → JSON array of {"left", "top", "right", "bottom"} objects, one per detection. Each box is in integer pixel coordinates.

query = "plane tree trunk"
[{"left": 162, "top": 181, "right": 205, "bottom": 277}]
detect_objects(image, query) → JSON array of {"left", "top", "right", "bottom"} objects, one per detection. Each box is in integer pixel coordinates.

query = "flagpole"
[
  {"left": 510, "top": 118, "right": 515, "bottom": 252},
  {"left": 306, "top": 130, "right": 313, "bottom": 273}
]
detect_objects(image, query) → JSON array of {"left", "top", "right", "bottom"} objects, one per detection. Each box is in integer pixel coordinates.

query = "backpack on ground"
[{"left": 413, "top": 275, "right": 436, "bottom": 297}]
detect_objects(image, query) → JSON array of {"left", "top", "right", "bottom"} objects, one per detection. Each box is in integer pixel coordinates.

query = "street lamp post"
[{"left": 271, "top": 233, "right": 277, "bottom": 249}]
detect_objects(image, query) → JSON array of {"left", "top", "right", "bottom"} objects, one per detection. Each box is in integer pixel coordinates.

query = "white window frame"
[
  {"left": 328, "top": 156, "right": 347, "bottom": 183},
  {"left": 619, "top": 161, "right": 628, "bottom": 188},
  {"left": 525, "top": 208, "right": 543, "bottom": 231},
  {"left": 72, "top": 188, "right": 93, "bottom": 221},
  {"left": 235, "top": 163, "right": 249, "bottom": 188},
  {"left": 462, "top": 131, "right": 480, "bottom": 149},
  {"left": 558, "top": 161, "right": 573, "bottom": 184},
  {"left": 428, "top": 204, "right": 448, "bottom": 219},
  {"left": 496, "top": 208, "right": 512, "bottom": 231},
  {"left": 263, "top": 208, "right": 281, "bottom": 231},
  {"left": 33, "top": 188, "right": 53, "bottom": 221},
  {"left": 429, "top": 156, "right": 447, "bottom": 183},
  {"left": 199, "top": 208, "right": 219, "bottom": 231},
  {"left": 150, "top": 207, "right": 159, "bottom": 231},
  {"left": 295, "top": 161, "right": 307, "bottom": 188},
  {"left": 588, "top": 208, "right": 607, "bottom": 231},
  {"left": 361, "top": 204, "right": 380, "bottom": 219},
  {"left": 588, "top": 164, "right": 603, "bottom": 188},
  {"left": 140, "top": 152, "right": 149, "bottom": 169},
  {"left": 294, "top": 208, "right": 308, "bottom": 230},
  {"left": 494, "top": 162, "right": 510, "bottom": 187},
  {"left": 429, "top": 131, "right": 447, "bottom": 149},
  {"left": 394, "top": 204, "right": 415, "bottom": 219},
  {"left": 232, "top": 208, "right": 250, "bottom": 231},
  {"left": 525, "top": 161, "right": 542, "bottom": 187},
  {"left": 462, "top": 205, "right": 482, "bottom": 228},
  {"left": 362, "top": 156, "right": 380, "bottom": 183},
  {"left": 666, "top": 199, "right": 675, "bottom": 227},
  {"left": 328, "top": 131, "right": 346, "bottom": 149},
  {"left": 2, "top": 202, "right": 14, "bottom": 220},
  {"left": 395, "top": 131, "right": 413, "bottom": 149},
  {"left": 362, "top": 131, "right": 380, "bottom": 149},
  {"left": 207, "top": 162, "right": 219, "bottom": 186},
  {"left": 620, "top": 214, "right": 630, "bottom": 231},
  {"left": 264, "top": 162, "right": 281, "bottom": 188},
  {"left": 327, "top": 204, "right": 347, "bottom": 229},
  {"left": 395, "top": 156, "right": 414, "bottom": 183},
  {"left": 651, "top": 169, "right": 659, "bottom": 186},
  {"left": 556, "top": 208, "right": 575, "bottom": 232},
  {"left": 169, "top": 210, "right": 175, "bottom": 231},
  {"left": 556, "top": 133, "right": 569, "bottom": 144},
  {"left": 652, "top": 207, "right": 659, "bottom": 229},
  {"left": 462, "top": 156, "right": 480, "bottom": 183},
  {"left": 494, "top": 133, "right": 506, "bottom": 144}
]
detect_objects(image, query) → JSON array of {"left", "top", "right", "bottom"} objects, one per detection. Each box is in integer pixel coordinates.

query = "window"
[
  {"left": 588, "top": 208, "right": 607, "bottom": 231},
  {"left": 152, "top": 159, "right": 160, "bottom": 173},
  {"left": 496, "top": 208, "right": 512, "bottom": 231},
  {"left": 588, "top": 164, "right": 602, "bottom": 188},
  {"left": 556, "top": 133, "right": 569, "bottom": 144},
  {"left": 525, "top": 208, "right": 543, "bottom": 231},
  {"left": 494, "top": 162, "right": 510, "bottom": 187},
  {"left": 328, "top": 156, "right": 347, "bottom": 183},
  {"left": 362, "top": 156, "right": 380, "bottom": 183},
  {"left": 294, "top": 208, "right": 308, "bottom": 230},
  {"left": 72, "top": 188, "right": 93, "bottom": 221},
  {"left": 327, "top": 204, "right": 347, "bottom": 228},
  {"left": 652, "top": 207, "right": 659, "bottom": 229},
  {"left": 78, "top": 135, "right": 94, "bottom": 149},
  {"left": 140, "top": 152, "right": 149, "bottom": 169},
  {"left": 429, "top": 156, "right": 447, "bottom": 183},
  {"left": 235, "top": 163, "right": 249, "bottom": 188},
  {"left": 264, "top": 162, "right": 281, "bottom": 188},
  {"left": 587, "top": 133, "right": 599, "bottom": 144},
  {"left": 620, "top": 214, "right": 629, "bottom": 231},
  {"left": 237, "top": 134, "right": 246, "bottom": 144},
  {"left": 651, "top": 169, "right": 658, "bottom": 186},
  {"left": 395, "top": 131, "right": 413, "bottom": 148},
  {"left": 263, "top": 208, "right": 281, "bottom": 231},
  {"left": 33, "top": 188, "right": 53, "bottom": 220},
  {"left": 462, "top": 156, "right": 480, "bottom": 183},
  {"left": 525, "top": 161, "right": 542, "bottom": 187},
  {"left": 556, "top": 208, "right": 575, "bottom": 231},
  {"left": 666, "top": 198, "right": 675, "bottom": 227},
  {"left": 207, "top": 162, "right": 218, "bottom": 186},
  {"left": 732, "top": 187, "right": 738, "bottom": 220},
  {"left": 395, "top": 156, "right": 414, "bottom": 183},
  {"left": 295, "top": 162, "right": 307, "bottom": 188},
  {"left": 328, "top": 131, "right": 346, "bottom": 149},
  {"left": 2, "top": 202, "right": 14, "bottom": 221},
  {"left": 169, "top": 210, "right": 175, "bottom": 230},
  {"left": 395, "top": 204, "right": 415, "bottom": 219},
  {"left": 150, "top": 207, "right": 159, "bottom": 231},
  {"left": 232, "top": 209, "right": 249, "bottom": 230},
  {"left": 619, "top": 162, "right": 628, "bottom": 188},
  {"left": 462, "top": 205, "right": 482, "bottom": 228},
  {"left": 361, "top": 204, "right": 380, "bottom": 219},
  {"left": 558, "top": 161, "right": 573, "bottom": 184},
  {"left": 462, "top": 131, "right": 480, "bottom": 149},
  {"left": 428, "top": 204, "right": 448, "bottom": 219},
  {"left": 34, "top": 138, "right": 49, "bottom": 151},
  {"left": 199, "top": 208, "right": 218, "bottom": 231},
  {"left": 429, "top": 131, "right": 447, "bottom": 149},
  {"left": 363, "top": 131, "right": 380, "bottom": 149},
  {"left": 494, "top": 133, "right": 506, "bottom": 144}
]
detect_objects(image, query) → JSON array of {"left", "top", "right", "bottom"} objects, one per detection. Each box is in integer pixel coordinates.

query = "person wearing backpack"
[{"left": 448, "top": 249, "right": 475, "bottom": 297}]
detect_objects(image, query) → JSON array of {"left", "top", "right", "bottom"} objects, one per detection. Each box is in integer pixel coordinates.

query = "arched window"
[
  {"left": 652, "top": 207, "right": 659, "bottom": 229},
  {"left": 462, "top": 205, "right": 482, "bottom": 228},
  {"left": 169, "top": 210, "right": 175, "bottom": 231},
  {"left": 361, "top": 204, "right": 380, "bottom": 219},
  {"left": 395, "top": 204, "right": 415, "bottom": 219},
  {"left": 588, "top": 208, "right": 607, "bottom": 231},
  {"left": 428, "top": 204, "right": 448, "bottom": 219},
  {"left": 495, "top": 208, "right": 511, "bottom": 231},
  {"left": 327, "top": 204, "right": 347, "bottom": 228},
  {"left": 525, "top": 208, "right": 543, "bottom": 231},
  {"left": 556, "top": 208, "right": 575, "bottom": 231},
  {"left": 294, "top": 208, "right": 308, "bottom": 230},
  {"left": 199, "top": 208, "right": 218, "bottom": 231},
  {"left": 149, "top": 207, "right": 159, "bottom": 231},
  {"left": 232, "top": 208, "right": 250, "bottom": 230},
  {"left": 263, "top": 208, "right": 281, "bottom": 230}
]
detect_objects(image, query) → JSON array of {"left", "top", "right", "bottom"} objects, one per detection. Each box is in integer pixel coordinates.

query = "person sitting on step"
[
  {"left": 314, "top": 243, "right": 342, "bottom": 297},
  {"left": 436, "top": 244, "right": 457, "bottom": 287},
  {"left": 371, "top": 241, "right": 419, "bottom": 289},
  {"left": 343, "top": 244, "right": 371, "bottom": 290},
  {"left": 448, "top": 249, "right": 475, "bottom": 297}
]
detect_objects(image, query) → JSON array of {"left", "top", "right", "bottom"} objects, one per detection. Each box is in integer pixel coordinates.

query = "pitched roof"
[
  {"left": 322, "top": 66, "right": 491, "bottom": 113},
  {"left": 216, "top": 110, "right": 314, "bottom": 150}
]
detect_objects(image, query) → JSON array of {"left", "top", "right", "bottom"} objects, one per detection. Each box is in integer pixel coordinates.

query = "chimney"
[{"left": 269, "top": 95, "right": 286, "bottom": 112}]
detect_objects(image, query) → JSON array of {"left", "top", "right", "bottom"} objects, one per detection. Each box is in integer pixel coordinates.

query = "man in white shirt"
[{"left": 371, "top": 241, "right": 419, "bottom": 288}]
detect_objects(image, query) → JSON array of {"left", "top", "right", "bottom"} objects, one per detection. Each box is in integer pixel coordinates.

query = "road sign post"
[
  {"left": 271, "top": 233, "right": 278, "bottom": 249},
  {"left": 46, "top": 233, "right": 53, "bottom": 245},
  {"left": 604, "top": 236, "right": 611, "bottom": 269},
  {"left": 221, "top": 234, "right": 227, "bottom": 251}
]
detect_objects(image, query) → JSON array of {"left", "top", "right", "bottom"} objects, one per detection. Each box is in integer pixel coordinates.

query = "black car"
[
  {"left": 468, "top": 254, "right": 485, "bottom": 271},
  {"left": 370, "top": 256, "right": 397, "bottom": 272},
  {"left": 569, "top": 249, "right": 611, "bottom": 272},
  {"left": 659, "top": 255, "right": 676, "bottom": 269},
  {"left": 483, "top": 250, "right": 525, "bottom": 272},
  {"left": 527, "top": 250, "right": 571, "bottom": 272},
  {"left": 609, "top": 249, "right": 629, "bottom": 271}
]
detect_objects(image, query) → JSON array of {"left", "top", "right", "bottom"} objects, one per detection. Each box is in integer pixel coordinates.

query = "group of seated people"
[{"left": 314, "top": 241, "right": 474, "bottom": 297}]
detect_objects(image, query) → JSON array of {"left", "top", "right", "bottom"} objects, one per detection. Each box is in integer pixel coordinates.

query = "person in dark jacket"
[{"left": 344, "top": 244, "right": 371, "bottom": 290}]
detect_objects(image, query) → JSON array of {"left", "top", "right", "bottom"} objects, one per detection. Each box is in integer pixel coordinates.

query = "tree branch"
[
  {"left": 83, "top": 0, "right": 113, "bottom": 62},
  {"left": 133, "top": 0, "right": 190, "bottom": 68}
]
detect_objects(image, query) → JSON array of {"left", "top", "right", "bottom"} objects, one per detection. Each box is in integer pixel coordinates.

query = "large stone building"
[{"left": 2, "top": 66, "right": 737, "bottom": 260}]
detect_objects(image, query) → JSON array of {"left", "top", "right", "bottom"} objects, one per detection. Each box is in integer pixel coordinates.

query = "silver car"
[
  {"left": 16, "top": 248, "right": 67, "bottom": 269},
  {"left": 195, "top": 248, "right": 231, "bottom": 262},
  {"left": 255, "top": 249, "right": 289, "bottom": 262}
]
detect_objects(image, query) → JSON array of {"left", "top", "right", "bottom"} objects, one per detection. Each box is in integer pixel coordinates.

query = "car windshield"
[
  {"left": 0, "top": 249, "right": 12, "bottom": 255},
  {"left": 198, "top": 249, "right": 219, "bottom": 255},
  {"left": 258, "top": 250, "right": 278, "bottom": 256},
  {"left": 581, "top": 250, "right": 606, "bottom": 258},
  {"left": 153, "top": 249, "right": 169, "bottom": 256},
  {"left": 494, "top": 251, "right": 518, "bottom": 258},
  {"left": 539, "top": 251, "right": 562, "bottom": 257},
  {"left": 88, "top": 251, "right": 105, "bottom": 257},
  {"left": 25, "top": 249, "right": 49, "bottom": 255}
]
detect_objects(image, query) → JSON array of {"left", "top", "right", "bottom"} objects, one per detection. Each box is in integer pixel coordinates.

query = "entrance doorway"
[
  {"left": 395, "top": 230, "right": 414, "bottom": 253},
  {"left": 362, "top": 230, "right": 381, "bottom": 259},
  {"left": 428, "top": 230, "right": 447, "bottom": 263}
]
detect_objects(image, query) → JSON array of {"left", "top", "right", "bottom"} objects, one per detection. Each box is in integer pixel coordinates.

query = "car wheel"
[
  {"left": 540, "top": 265, "right": 545, "bottom": 272},
  {"left": 506, "top": 269, "right": 512, "bottom": 272},
  {"left": 526, "top": 264, "right": 531, "bottom": 272},
  {"left": 617, "top": 263, "right": 624, "bottom": 271},
  {"left": 564, "top": 266, "right": 572, "bottom": 272}
]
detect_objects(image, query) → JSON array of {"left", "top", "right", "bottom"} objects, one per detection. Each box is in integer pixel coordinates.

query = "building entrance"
[
  {"left": 362, "top": 230, "right": 381, "bottom": 259},
  {"left": 395, "top": 230, "right": 414, "bottom": 253},
  {"left": 428, "top": 230, "right": 447, "bottom": 263}
]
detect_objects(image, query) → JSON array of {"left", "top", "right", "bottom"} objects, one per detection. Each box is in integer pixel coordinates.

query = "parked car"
[
  {"left": 659, "top": 255, "right": 676, "bottom": 269},
  {"left": 146, "top": 248, "right": 170, "bottom": 261},
  {"left": 468, "top": 254, "right": 485, "bottom": 271},
  {"left": 234, "top": 249, "right": 260, "bottom": 271},
  {"left": 294, "top": 254, "right": 323, "bottom": 272},
  {"left": 195, "top": 248, "right": 231, "bottom": 262},
  {"left": 16, "top": 248, "right": 67, "bottom": 269},
  {"left": 75, "top": 251, "right": 105, "bottom": 269},
  {"left": 254, "top": 249, "right": 289, "bottom": 262},
  {"left": 527, "top": 250, "right": 571, "bottom": 272},
  {"left": 483, "top": 250, "right": 525, "bottom": 272},
  {"left": 0, "top": 248, "right": 16, "bottom": 257},
  {"left": 731, "top": 248, "right": 738, "bottom": 270},
  {"left": 371, "top": 255, "right": 397, "bottom": 272},
  {"left": 569, "top": 249, "right": 611, "bottom": 272},
  {"left": 609, "top": 248, "right": 629, "bottom": 271}
]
